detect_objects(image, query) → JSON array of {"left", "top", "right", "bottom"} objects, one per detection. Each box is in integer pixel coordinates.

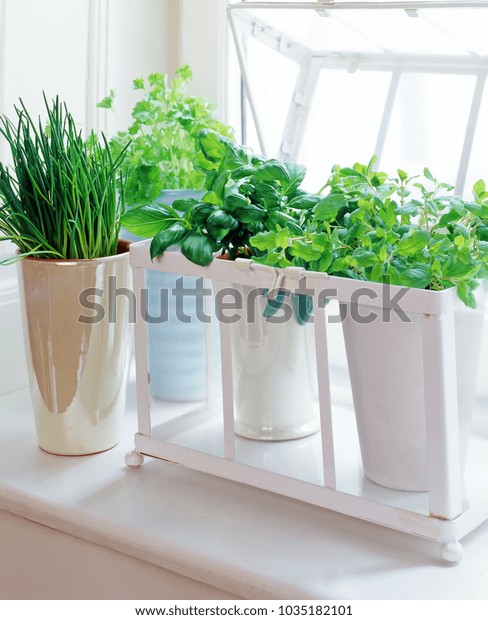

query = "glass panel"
[{"left": 229, "top": 2, "right": 488, "bottom": 195}]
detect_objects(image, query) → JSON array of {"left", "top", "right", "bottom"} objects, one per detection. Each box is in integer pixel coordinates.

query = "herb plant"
[
  {"left": 98, "top": 65, "right": 234, "bottom": 205},
  {"left": 121, "top": 129, "right": 320, "bottom": 265},
  {"left": 251, "top": 158, "right": 488, "bottom": 307},
  {"left": 121, "top": 128, "right": 487, "bottom": 307},
  {"left": 0, "top": 96, "right": 126, "bottom": 261}
]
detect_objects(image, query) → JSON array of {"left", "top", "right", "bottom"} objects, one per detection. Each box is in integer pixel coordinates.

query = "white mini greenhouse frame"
[{"left": 126, "top": 1, "right": 488, "bottom": 563}]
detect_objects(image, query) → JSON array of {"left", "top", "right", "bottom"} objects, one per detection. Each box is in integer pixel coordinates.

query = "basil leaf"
[
  {"left": 205, "top": 210, "right": 238, "bottom": 241},
  {"left": 172, "top": 198, "right": 201, "bottom": 213},
  {"left": 197, "top": 129, "right": 229, "bottom": 164},
  {"left": 222, "top": 193, "right": 249, "bottom": 214},
  {"left": 282, "top": 162, "right": 306, "bottom": 195},
  {"left": 223, "top": 143, "right": 251, "bottom": 171},
  {"left": 234, "top": 204, "right": 266, "bottom": 223},
  {"left": 121, "top": 204, "right": 178, "bottom": 238},
  {"left": 190, "top": 203, "right": 217, "bottom": 225},
  {"left": 252, "top": 160, "right": 290, "bottom": 186},
  {"left": 150, "top": 224, "right": 188, "bottom": 259},
  {"left": 181, "top": 233, "right": 215, "bottom": 266},
  {"left": 287, "top": 193, "right": 321, "bottom": 210}
]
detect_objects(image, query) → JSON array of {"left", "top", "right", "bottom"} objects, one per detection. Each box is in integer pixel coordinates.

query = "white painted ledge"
[
  {"left": 1, "top": 375, "right": 488, "bottom": 600},
  {"left": 0, "top": 261, "right": 28, "bottom": 394}
]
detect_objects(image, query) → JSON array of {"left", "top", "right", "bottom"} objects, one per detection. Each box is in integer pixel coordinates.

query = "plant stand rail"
[{"left": 127, "top": 241, "right": 488, "bottom": 564}]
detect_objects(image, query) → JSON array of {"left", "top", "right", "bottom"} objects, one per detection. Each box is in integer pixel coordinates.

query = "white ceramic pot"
[
  {"left": 17, "top": 241, "right": 132, "bottom": 455},
  {"left": 342, "top": 294, "right": 485, "bottom": 491},
  {"left": 228, "top": 285, "right": 319, "bottom": 441}
]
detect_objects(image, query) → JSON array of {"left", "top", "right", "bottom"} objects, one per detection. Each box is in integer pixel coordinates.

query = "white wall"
[
  {"left": 0, "top": 0, "right": 172, "bottom": 261},
  {"left": 0, "top": 0, "right": 170, "bottom": 141}
]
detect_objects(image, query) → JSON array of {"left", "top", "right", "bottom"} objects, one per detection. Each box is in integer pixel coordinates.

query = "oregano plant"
[{"left": 251, "top": 157, "right": 488, "bottom": 307}]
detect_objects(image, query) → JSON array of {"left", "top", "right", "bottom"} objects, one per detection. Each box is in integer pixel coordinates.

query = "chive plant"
[{"left": 0, "top": 95, "right": 127, "bottom": 261}]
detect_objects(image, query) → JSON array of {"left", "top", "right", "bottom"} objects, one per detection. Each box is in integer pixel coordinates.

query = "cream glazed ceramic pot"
[{"left": 17, "top": 240, "right": 132, "bottom": 455}]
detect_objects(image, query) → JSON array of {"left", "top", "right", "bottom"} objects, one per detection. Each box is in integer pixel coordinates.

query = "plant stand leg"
[
  {"left": 125, "top": 450, "right": 145, "bottom": 469},
  {"left": 440, "top": 541, "right": 464, "bottom": 563}
]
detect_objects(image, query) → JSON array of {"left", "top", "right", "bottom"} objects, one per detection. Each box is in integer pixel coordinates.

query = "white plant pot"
[
  {"left": 228, "top": 285, "right": 318, "bottom": 441},
  {"left": 342, "top": 294, "right": 486, "bottom": 491},
  {"left": 17, "top": 241, "right": 132, "bottom": 455}
]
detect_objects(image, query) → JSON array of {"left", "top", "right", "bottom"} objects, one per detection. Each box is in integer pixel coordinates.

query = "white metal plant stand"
[
  {"left": 126, "top": 242, "right": 488, "bottom": 563},
  {"left": 126, "top": 1, "right": 488, "bottom": 564}
]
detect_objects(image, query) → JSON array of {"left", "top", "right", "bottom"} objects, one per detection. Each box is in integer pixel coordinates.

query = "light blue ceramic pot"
[{"left": 122, "top": 190, "right": 220, "bottom": 401}]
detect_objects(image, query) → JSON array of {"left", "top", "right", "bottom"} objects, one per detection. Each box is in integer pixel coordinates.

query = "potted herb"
[
  {"left": 123, "top": 129, "right": 322, "bottom": 440},
  {"left": 99, "top": 66, "right": 234, "bottom": 402},
  {"left": 251, "top": 158, "right": 488, "bottom": 490},
  {"left": 0, "top": 96, "right": 131, "bottom": 455}
]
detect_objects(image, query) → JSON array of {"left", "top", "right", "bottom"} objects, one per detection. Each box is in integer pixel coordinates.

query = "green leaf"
[
  {"left": 282, "top": 162, "right": 306, "bottom": 195},
  {"left": 230, "top": 165, "right": 255, "bottom": 180},
  {"left": 197, "top": 129, "right": 229, "bottom": 164},
  {"left": 370, "top": 264, "right": 384, "bottom": 282},
  {"left": 190, "top": 202, "right": 217, "bottom": 225},
  {"left": 473, "top": 179, "right": 486, "bottom": 197},
  {"left": 276, "top": 229, "right": 289, "bottom": 249},
  {"left": 396, "top": 264, "right": 431, "bottom": 289},
  {"left": 424, "top": 167, "right": 435, "bottom": 182},
  {"left": 97, "top": 89, "right": 115, "bottom": 109},
  {"left": 250, "top": 231, "right": 277, "bottom": 251},
  {"left": 234, "top": 204, "right": 267, "bottom": 223},
  {"left": 352, "top": 248, "right": 379, "bottom": 267},
  {"left": 254, "top": 182, "right": 281, "bottom": 208},
  {"left": 287, "top": 193, "right": 321, "bottom": 210},
  {"left": 443, "top": 258, "right": 479, "bottom": 279},
  {"left": 205, "top": 209, "right": 238, "bottom": 240},
  {"left": 456, "top": 280, "right": 478, "bottom": 309},
  {"left": 223, "top": 143, "right": 251, "bottom": 171},
  {"left": 172, "top": 198, "right": 201, "bottom": 213},
  {"left": 202, "top": 191, "right": 220, "bottom": 206},
  {"left": 194, "top": 150, "right": 218, "bottom": 172},
  {"left": 266, "top": 211, "right": 302, "bottom": 235},
  {"left": 133, "top": 78, "right": 145, "bottom": 89},
  {"left": 318, "top": 250, "right": 333, "bottom": 272},
  {"left": 121, "top": 204, "right": 178, "bottom": 238},
  {"left": 253, "top": 160, "right": 290, "bottom": 186},
  {"left": 396, "top": 230, "right": 430, "bottom": 256},
  {"left": 394, "top": 201, "right": 418, "bottom": 216},
  {"left": 222, "top": 193, "right": 249, "bottom": 214},
  {"left": 313, "top": 193, "right": 345, "bottom": 222},
  {"left": 310, "top": 233, "right": 330, "bottom": 251},
  {"left": 290, "top": 240, "right": 321, "bottom": 261},
  {"left": 150, "top": 223, "right": 188, "bottom": 259},
  {"left": 438, "top": 211, "right": 460, "bottom": 227},
  {"left": 181, "top": 233, "right": 215, "bottom": 266}
]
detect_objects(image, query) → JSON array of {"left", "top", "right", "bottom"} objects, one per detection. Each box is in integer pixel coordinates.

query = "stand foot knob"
[
  {"left": 440, "top": 541, "right": 463, "bottom": 563},
  {"left": 125, "top": 450, "right": 144, "bottom": 469}
]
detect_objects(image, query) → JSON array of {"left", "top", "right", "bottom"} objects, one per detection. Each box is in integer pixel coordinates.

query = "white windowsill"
[{"left": 1, "top": 373, "right": 488, "bottom": 600}]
